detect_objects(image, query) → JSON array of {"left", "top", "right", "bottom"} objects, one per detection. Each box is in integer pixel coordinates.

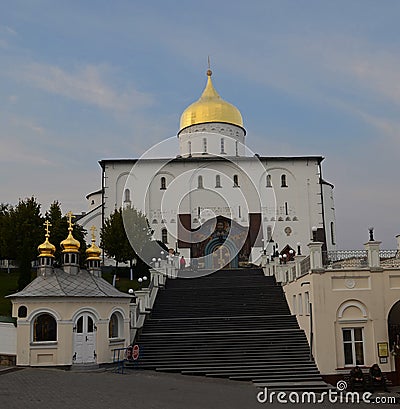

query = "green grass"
[{"left": 0, "top": 269, "right": 19, "bottom": 317}]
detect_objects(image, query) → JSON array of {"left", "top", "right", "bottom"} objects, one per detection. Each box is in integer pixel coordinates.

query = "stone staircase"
[{"left": 130, "top": 268, "right": 329, "bottom": 392}]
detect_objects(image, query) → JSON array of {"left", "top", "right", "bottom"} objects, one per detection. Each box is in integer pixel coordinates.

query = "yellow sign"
[{"left": 377, "top": 342, "right": 389, "bottom": 358}]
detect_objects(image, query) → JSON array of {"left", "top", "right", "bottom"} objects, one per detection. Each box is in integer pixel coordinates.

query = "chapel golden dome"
[
  {"left": 60, "top": 212, "right": 80, "bottom": 253},
  {"left": 38, "top": 221, "right": 56, "bottom": 258},
  {"left": 179, "top": 69, "right": 243, "bottom": 132},
  {"left": 86, "top": 226, "right": 101, "bottom": 261}
]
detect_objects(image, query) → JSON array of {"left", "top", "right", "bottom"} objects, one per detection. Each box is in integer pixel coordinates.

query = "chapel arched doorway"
[
  {"left": 388, "top": 300, "right": 400, "bottom": 385},
  {"left": 205, "top": 237, "right": 238, "bottom": 269},
  {"left": 73, "top": 312, "right": 97, "bottom": 364}
]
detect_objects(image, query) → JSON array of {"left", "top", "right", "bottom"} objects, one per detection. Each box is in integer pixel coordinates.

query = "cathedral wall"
[{"left": 102, "top": 156, "right": 329, "bottom": 258}]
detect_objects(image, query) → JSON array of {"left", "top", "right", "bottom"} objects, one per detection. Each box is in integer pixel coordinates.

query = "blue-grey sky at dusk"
[{"left": 1, "top": 0, "right": 399, "bottom": 249}]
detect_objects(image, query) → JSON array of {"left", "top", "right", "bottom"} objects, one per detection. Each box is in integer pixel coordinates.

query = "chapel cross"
[
  {"left": 90, "top": 225, "right": 97, "bottom": 241},
  {"left": 43, "top": 220, "right": 52, "bottom": 236},
  {"left": 66, "top": 211, "right": 75, "bottom": 229}
]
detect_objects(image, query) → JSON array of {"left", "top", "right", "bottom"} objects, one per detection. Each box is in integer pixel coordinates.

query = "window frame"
[{"left": 342, "top": 327, "right": 365, "bottom": 367}]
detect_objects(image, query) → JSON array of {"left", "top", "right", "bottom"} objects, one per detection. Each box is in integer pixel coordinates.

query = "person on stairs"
[
  {"left": 349, "top": 366, "right": 366, "bottom": 392},
  {"left": 369, "top": 363, "right": 388, "bottom": 392}
]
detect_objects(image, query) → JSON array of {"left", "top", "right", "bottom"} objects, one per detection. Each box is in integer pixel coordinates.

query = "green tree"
[
  {"left": 7, "top": 197, "right": 43, "bottom": 289},
  {"left": 101, "top": 206, "right": 155, "bottom": 278},
  {"left": 101, "top": 208, "right": 128, "bottom": 270}
]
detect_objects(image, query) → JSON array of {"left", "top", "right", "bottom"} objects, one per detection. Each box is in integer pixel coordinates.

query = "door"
[
  {"left": 73, "top": 313, "right": 96, "bottom": 364},
  {"left": 212, "top": 245, "right": 231, "bottom": 269}
]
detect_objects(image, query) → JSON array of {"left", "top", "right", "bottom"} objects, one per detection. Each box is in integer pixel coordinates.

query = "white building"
[
  {"left": 79, "top": 69, "right": 336, "bottom": 269},
  {"left": 7, "top": 219, "right": 131, "bottom": 367}
]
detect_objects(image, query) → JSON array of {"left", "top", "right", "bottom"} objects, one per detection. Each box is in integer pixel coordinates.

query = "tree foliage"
[
  {"left": 0, "top": 198, "right": 87, "bottom": 289},
  {"left": 101, "top": 206, "right": 154, "bottom": 269}
]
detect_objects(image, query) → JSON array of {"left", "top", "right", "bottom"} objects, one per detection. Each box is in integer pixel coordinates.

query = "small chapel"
[{"left": 7, "top": 215, "right": 131, "bottom": 367}]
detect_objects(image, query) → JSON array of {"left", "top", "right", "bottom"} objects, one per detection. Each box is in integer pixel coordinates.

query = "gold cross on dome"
[
  {"left": 43, "top": 220, "right": 52, "bottom": 236},
  {"left": 90, "top": 225, "right": 97, "bottom": 241},
  {"left": 66, "top": 211, "right": 75, "bottom": 229}
]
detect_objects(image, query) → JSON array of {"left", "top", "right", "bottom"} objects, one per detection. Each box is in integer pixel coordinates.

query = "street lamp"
[
  {"left": 311, "top": 226, "right": 318, "bottom": 242},
  {"left": 301, "top": 281, "right": 313, "bottom": 361},
  {"left": 369, "top": 227, "right": 375, "bottom": 241}
]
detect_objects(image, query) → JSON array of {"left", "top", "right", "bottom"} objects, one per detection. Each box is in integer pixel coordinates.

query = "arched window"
[
  {"left": 235, "top": 141, "right": 239, "bottom": 156},
  {"left": 266, "top": 175, "right": 272, "bottom": 187},
  {"left": 162, "top": 228, "right": 168, "bottom": 244},
  {"left": 267, "top": 226, "right": 272, "bottom": 241},
  {"left": 160, "top": 177, "right": 166, "bottom": 190},
  {"left": 233, "top": 174, "right": 239, "bottom": 187},
  {"left": 215, "top": 175, "right": 221, "bottom": 188},
  {"left": 124, "top": 188, "right": 131, "bottom": 203},
  {"left": 198, "top": 175, "right": 203, "bottom": 189},
  {"left": 331, "top": 222, "right": 336, "bottom": 245},
  {"left": 202, "top": 138, "right": 207, "bottom": 153},
  {"left": 33, "top": 313, "right": 57, "bottom": 342},
  {"left": 109, "top": 312, "right": 122, "bottom": 338},
  {"left": 281, "top": 174, "right": 288, "bottom": 187},
  {"left": 18, "top": 306, "right": 27, "bottom": 318},
  {"left": 220, "top": 138, "right": 225, "bottom": 154},
  {"left": 188, "top": 141, "right": 192, "bottom": 156}
]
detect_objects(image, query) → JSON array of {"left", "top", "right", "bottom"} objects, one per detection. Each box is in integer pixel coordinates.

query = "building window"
[
  {"left": 220, "top": 138, "right": 225, "bottom": 154},
  {"left": 198, "top": 176, "right": 203, "bottom": 189},
  {"left": 267, "top": 226, "right": 272, "bottom": 241},
  {"left": 162, "top": 228, "right": 168, "bottom": 244},
  {"left": 203, "top": 138, "right": 207, "bottom": 153},
  {"left": 298, "top": 294, "right": 303, "bottom": 315},
  {"left": 331, "top": 222, "right": 336, "bottom": 245},
  {"left": 215, "top": 175, "right": 221, "bottom": 188},
  {"left": 233, "top": 174, "right": 239, "bottom": 187},
  {"left": 160, "top": 177, "right": 166, "bottom": 190},
  {"left": 281, "top": 174, "right": 288, "bottom": 187},
  {"left": 18, "top": 306, "right": 27, "bottom": 318},
  {"left": 33, "top": 313, "right": 57, "bottom": 342},
  {"left": 292, "top": 295, "right": 297, "bottom": 315},
  {"left": 304, "top": 292, "right": 310, "bottom": 315},
  {"left": 124, "top": 188, "right": 131, "bottom": 203},
  {"left": 188, "top": 141, "right": 192, "bottom": 156},
  {"left": 238, "top": 206, "right": 241, "bottom": 218},
  {"left": 343, "top": 328, "right": 364, "bottom": 366},
  {"left": 109, "top": 313, "right": 121, "bottom": 338},
  {"left": 266, "top": 175, "right": 272, "bottom": 187},
  {"left": 235, "top": 141, "right": 239, "bottom": 156}
]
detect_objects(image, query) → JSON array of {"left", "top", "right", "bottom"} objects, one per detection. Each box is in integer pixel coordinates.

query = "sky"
[{"left": 1, "top": 0, "right": 399, "bottom": 249}]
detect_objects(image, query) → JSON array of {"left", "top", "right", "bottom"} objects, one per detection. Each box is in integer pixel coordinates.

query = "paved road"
[{"left": 0, "top": 367, "right": 399, "bottom": 409}]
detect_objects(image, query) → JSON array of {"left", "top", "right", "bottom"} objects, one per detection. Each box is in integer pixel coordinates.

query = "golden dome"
[
  {"left": 38, "top": 220, "right": 56, "bottom": 258},
  {"left": 179, "top": 70, "right": 243, "bottom": 132},
  {"left": 60, "top": 228, "right": 80, "bottom": 253},
  {"left": 86, "top": 226, "right": 101, "bottom": 261},
  {"left": 61, "top": 212, "right": 80, "bottom": 253}
]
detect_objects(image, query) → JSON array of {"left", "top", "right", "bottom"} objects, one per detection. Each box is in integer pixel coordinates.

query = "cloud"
[{"left": 9, "top": 62, "right": 154, "bottom": 114}]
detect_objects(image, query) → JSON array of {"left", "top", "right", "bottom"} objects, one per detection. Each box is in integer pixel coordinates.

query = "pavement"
[{"left": 0, "top": 367, "right": 399, "bottom": 409}]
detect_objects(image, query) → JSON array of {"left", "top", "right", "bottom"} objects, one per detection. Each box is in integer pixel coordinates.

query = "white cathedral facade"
[{"left": 79, "top": 69, "right": 336, "bottom": 269}]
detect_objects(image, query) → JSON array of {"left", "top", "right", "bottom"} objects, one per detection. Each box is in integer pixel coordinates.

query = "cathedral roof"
[
  {"left": 7, "top": 269, "right": 131, "bottom": 298},
  {"left": 179, "top": 70, "right": 243, "bottom": 132}
]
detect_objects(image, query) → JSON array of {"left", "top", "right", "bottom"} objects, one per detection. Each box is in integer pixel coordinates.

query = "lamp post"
[
  {"left": 311, "top": 226, "right": 318, "bottom": 242},
  {"left": 301, "top": 281, "right": 313, "bottom": 361},
  {"left": 369, "top": 227, "right": 374, "bottom": 241}
]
